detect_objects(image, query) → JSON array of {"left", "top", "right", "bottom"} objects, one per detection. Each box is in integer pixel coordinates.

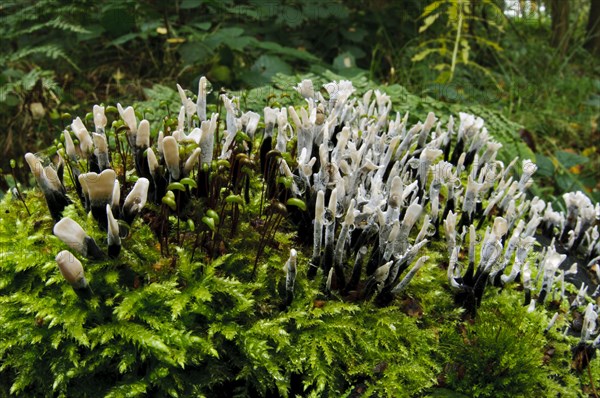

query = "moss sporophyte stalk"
[{"left": 1, "top": 77, "right": 600, "bottom": 396}]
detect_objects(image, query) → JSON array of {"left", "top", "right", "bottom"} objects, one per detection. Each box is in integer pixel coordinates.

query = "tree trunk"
[
  {"left": 549, "top": 0, "right": 570, "bottom": 55},
  {"left": 584, "top": 0, "right": 600, "bottom": 56}
]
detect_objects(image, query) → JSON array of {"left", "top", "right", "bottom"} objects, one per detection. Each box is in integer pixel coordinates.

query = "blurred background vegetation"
[{"left": 1, "top": 0, "right": 599, "bottom": 202}]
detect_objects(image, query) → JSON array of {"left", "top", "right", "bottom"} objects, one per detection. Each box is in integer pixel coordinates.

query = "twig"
[{"left": 585, "top": 349, "right": 599, "bottom": 398}]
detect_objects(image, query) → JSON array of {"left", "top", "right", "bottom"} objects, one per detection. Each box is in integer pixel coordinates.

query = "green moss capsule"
[
  {"left": 180, "top": 177, "right": 197, "bottom": 188},
  {"left": 167, "top": 182, "right": 186, "bottom": 192},
  {"left": 226, "top": 195, "right": 244, "bottom": 206},
  {"left": 206, "top": 209, "right": 220, "bottom": 224},
  {"left": 286, "top": 198, "right": 307, "bottom": 212},
  {"left": 202, "top": 216, "right": 215, "bottom": 232},
  {"left": 162, "top": 191, "right": 177, "bottom": 211}
]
